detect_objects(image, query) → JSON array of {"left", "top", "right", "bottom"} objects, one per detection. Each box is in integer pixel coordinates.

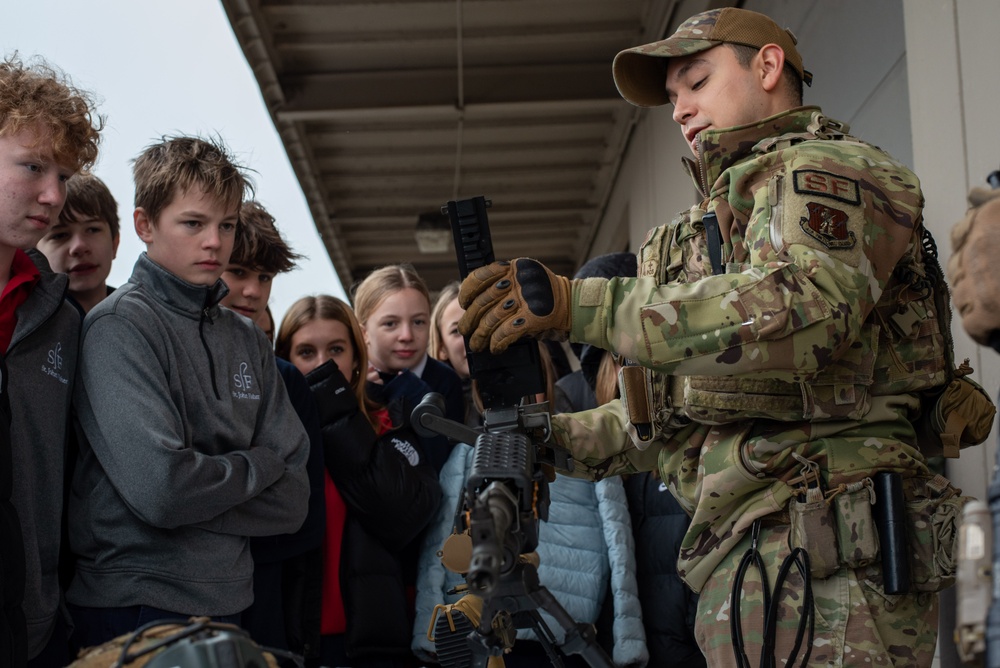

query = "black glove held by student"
[
  {"left": 382, "top": 370, "right": 433, "bottom": 426},
  {"left": 305, "top": 360, "right": 359, "bottom": 426}
]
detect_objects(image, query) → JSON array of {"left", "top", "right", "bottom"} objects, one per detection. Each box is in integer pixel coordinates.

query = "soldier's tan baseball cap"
[{"left": 613, "top": 7, "right": 813, "bottom": 108}]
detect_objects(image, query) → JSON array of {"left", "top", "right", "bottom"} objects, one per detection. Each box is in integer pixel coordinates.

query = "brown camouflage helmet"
[{"left": 613, "top": 7, "right": 813, "bottom": 108}]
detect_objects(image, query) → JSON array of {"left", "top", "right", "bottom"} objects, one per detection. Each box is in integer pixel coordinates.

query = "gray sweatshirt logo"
[
  {"left": 42, "top": 342, "right": 68, "bottom": 384},
  {"left": 232, "top": 362, "right": 260, "bottom": 400}
]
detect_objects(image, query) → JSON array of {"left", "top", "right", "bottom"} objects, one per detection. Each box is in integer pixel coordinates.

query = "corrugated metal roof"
[{"left": 220, "top": 0, "right": 692, "bottom": 292}]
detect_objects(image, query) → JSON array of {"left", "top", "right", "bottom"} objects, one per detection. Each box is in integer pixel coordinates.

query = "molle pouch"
[
  {"left": 619, "top": 364, "right": 657, "bottom": 450},
  {"left": 789, "top": 487, "right": 840, "bottom": 579},
  {"left": 906, "top": 475, "right": 969, "bottom": 592},
  {"left": 923, "top": 365, "right": 996, "bottom": 458},
  {"left": 831, "top": 478, "right": 879, "bottom": 569}
]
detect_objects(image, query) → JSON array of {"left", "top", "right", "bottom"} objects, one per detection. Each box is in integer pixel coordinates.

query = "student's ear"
[
  {"left": 757, "top": 44, "right": 786, "bottom": 93},
  {"left": 361, "top": 323, "right": 371, "bottom": 347},
  {"left": 111, "top": 233, "right": 121, "bottom": 259},
  {"left": 134, "top": 208, "right": 154, "bottom": 244}
]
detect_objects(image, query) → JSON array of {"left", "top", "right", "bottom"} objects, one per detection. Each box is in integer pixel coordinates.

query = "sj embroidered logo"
[
  {"left": 41, "top": 342, "right": 68, "bottom": 384},
  {"left": 47, "top": 343, "right": 62, "bottom": 370},
  {"left": 232, "top": 361, "right": 260, "bottom": 400},
  {"left": 800, "top": 202, "right": 856, "bottom": 249},
  {"left": 234, "top": 362, "right": 252, "bottom": 390}
]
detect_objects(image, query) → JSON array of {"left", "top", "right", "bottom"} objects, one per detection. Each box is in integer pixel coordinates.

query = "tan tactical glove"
[
  {"left": 458, "top": 258, "right": 571, "bottom": 353},
  {"left": 949, "top": 187, "right": 1000, "bottom": 347}
]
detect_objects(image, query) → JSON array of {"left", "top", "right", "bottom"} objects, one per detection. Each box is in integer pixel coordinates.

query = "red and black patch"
[
  {"left": 800, "top": 202, "right": 856, "bottom": 249},
  {"left": 793, "top": 169, "right": 861, "bottom": 205}
]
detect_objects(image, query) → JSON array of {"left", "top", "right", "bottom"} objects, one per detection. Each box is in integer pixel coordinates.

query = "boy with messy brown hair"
[
  {"left": 221, "top": 199, "right": 300, "bottom": 325},
  {"left": 218, "top": 201, "right": 326, "bottom": 657},
  {"left": 36, "top": 173, "right": 121, "bottom": 314},
  {"left": 67, "top": 136, "right": 310, "bottom": 647},
  {"left": 0, "top": 54, "right": 102, "bottom": 668}
]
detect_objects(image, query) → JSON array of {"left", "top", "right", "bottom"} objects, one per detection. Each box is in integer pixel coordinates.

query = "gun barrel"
[{"left": 468, "top": 482, "right": 519, "bottom": 593}]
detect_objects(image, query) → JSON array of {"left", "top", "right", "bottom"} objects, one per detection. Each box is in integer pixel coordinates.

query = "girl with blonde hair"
[{"left": 353, "top": 264, "right": 465, "bottom": 472}]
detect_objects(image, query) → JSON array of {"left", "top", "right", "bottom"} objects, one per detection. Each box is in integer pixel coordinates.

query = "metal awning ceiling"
[{"left": 220, "top": 0, "right": 697, "bottom": 293}]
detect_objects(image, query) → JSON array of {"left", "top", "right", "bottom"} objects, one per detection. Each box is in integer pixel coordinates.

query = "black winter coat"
[
  {"left": 243, "top": 358, "right": 327, "bottom": 659},
  {"left": 307, "top": 363, "right": 442, "bottom": 660},
  {"left": 0, "top": 355, "right": 26, "bottom": 667},
  {"left": 624, "top": 473, "right": 705, "bottom": 668}
]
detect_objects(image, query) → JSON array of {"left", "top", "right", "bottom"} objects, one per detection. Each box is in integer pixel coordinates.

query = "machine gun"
[{"left": 410, "top": 196, "right": 614, "bottom": 668}]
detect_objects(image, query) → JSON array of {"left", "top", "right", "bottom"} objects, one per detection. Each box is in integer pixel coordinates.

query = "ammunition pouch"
[
  {"left": 786, "top": 473, "right": 968, "bottom": 589},
  {"left": 790, "top": 478, "right": 880, "bottom": 580},
  {"left": 905, "top": 475, "right": 969, "bottom": 592},
  {"left": 832, "top": 479, "right": 880, "bottom": 570},
  {"left": 789, "top": 488, "right": 840, "bottom": 579}
]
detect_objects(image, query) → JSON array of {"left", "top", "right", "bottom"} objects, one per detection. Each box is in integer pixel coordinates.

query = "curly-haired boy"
[{"left": 0, "top": 54, "right": 101, "bottom": 668}]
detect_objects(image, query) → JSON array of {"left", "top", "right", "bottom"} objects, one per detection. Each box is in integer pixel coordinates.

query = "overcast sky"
[{"left": 0, "top": 0, "right": 347, "bottom": 324}]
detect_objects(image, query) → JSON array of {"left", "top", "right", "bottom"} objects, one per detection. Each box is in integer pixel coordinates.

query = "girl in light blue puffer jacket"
[{"left": 412, "top": 441, "right": 648, "bottom": 667}]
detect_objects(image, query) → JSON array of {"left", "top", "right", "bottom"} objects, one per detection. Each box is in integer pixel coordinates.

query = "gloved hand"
[
  {"left": 381, "top": 369, "right": 433, "bottom": 429},
  {"left": 381, "top": 369, "right": 432, "bottom": 405},
  {"left": 949, "top": 187, "right": 1000, "bottom": 348},
  {"left": 458, "top": 258, "right": 572, "bottom": 353},
  {"left": 305, "top": 360, "right": 359, "bottom": 426}
]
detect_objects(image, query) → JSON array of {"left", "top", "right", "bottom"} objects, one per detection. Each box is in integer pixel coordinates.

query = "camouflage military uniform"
[{"left": 552, "top": 106, "right": 957, "bottom": 666}]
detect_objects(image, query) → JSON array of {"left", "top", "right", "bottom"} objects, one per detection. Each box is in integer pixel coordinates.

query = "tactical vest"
[{"left": 633, "top": 125, "right": 950, "bottom": 432}]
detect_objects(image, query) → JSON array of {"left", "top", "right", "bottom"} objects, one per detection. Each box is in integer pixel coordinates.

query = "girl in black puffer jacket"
[{"left": 277, "top": 295, "right": 442, "bottom": 668}]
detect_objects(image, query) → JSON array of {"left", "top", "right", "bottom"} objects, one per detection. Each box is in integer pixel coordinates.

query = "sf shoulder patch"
[
  {"left": 793, "top": 169, "right": 861, "bottom": 205},
  {"left": 791, "top": 169, "right": 860, "bottom": 250},
  {"left": 779, "top": 168, "right": 865, "bottom": 268},
  {"left": 800, "top": 201, "right": 856, "bottom": 249}
]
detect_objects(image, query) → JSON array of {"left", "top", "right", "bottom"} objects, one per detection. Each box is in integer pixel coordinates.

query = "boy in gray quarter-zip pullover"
[
  {"left": 0, "top": 55, "right": 102, "bottom": 668},
  {"left": 66, "top": 136, "right": 309, "bottom": 648}
]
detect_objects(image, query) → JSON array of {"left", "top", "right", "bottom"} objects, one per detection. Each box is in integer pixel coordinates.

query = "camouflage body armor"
[
  {"left": 637, "top": 128, "right": 949, "bottom": 432},
  {"left": 557, "top": 106, "right": 978, "bottom": 592}
]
